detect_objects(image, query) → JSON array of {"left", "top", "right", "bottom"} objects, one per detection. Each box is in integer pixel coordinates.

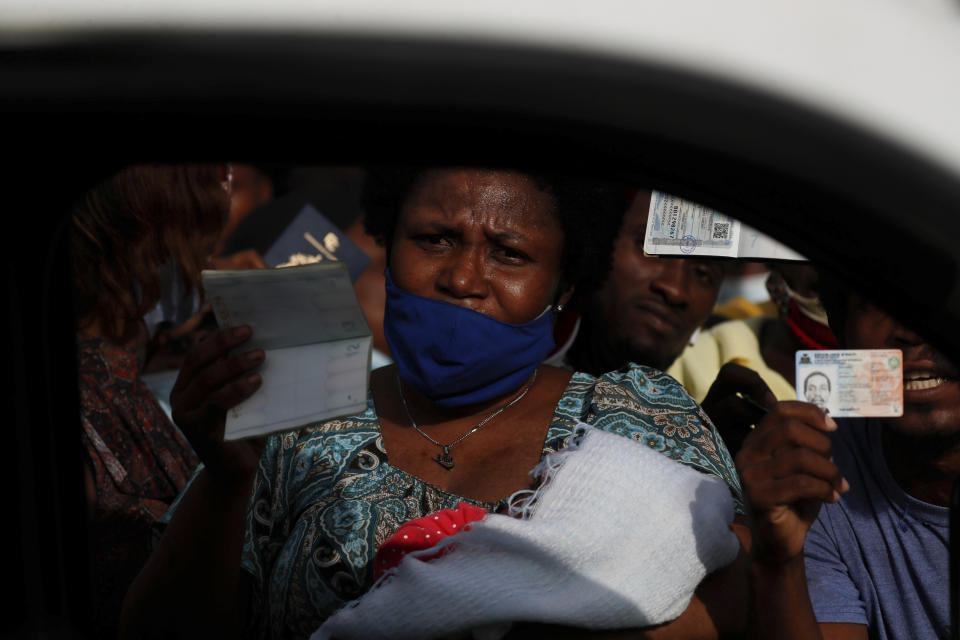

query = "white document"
[
  {"left": 643, "top": 190, "right": 806, "bottom": 260},
  {"left": 202, "top": 263, "right": 372, "bottom": 440}
]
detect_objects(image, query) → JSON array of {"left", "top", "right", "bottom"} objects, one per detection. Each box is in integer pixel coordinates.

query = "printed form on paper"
[
  {"left": 643, "top": 190, "right": 807, "bottom": 260},
  {"left": 202, "top": 263, "right": 372, "bottom": 440}
]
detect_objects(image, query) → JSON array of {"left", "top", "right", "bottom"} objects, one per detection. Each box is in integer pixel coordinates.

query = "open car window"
[{"left": 6, "top": 2, "right": 960, "bottom": 637}]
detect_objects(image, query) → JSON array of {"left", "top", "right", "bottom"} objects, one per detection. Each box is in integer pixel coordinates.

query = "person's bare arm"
[
  {"left": 120, "top": 467, "right": 257, "bottom": 638},
  {"left": 120, "top": 326, "right": 265, "bottom": 639},
  {"left": 737, "top": 401, "right": 866, "bottom": 640},
  {"left": 820, "top": 625, "right": 868, "bottom": 639},
  {"left": 747, "top": 559, "right": 866, "bottom": 640}
]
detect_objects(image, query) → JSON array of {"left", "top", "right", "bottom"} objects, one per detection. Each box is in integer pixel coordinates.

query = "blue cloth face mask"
[{"left": 384, "top": 269, "right": 555, "bottom": 408}]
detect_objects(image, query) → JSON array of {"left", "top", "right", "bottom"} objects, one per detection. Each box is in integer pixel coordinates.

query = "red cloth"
[
  {"left": 785, "top": 299, "right": 839, "bottom": 350},
  {"left": 374, "top": 501, "right": 488, "bottom": 580}
]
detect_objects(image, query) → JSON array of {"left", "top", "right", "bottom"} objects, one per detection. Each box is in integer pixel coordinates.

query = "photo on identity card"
[{"left": 795, "top": 349, "right": 903, "bottom": 418}]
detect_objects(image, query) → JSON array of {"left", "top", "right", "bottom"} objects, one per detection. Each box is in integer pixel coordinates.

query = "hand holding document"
[
  {"left": 202, "top": 263, "right": 372, "bottom": 440},
  {"left": 643, "top": 190, "right": 806, "bottom": 260},
  {"left": 795, "top": 349, "right": 903, "bottom": 418}
]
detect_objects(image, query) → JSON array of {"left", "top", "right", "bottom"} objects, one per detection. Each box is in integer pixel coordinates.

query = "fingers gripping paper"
[{"left": 313, "top": 426, "right": 739, "bottom": 639}]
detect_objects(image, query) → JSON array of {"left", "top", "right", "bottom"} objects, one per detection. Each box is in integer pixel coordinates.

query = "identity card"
[
  {"left": 795, "top": 349, "right": 903, "bottom": 418},
  {"left": 202, "top": 262, "right": 372, "bottom": 440},
  {"left": 643, "top": 190, "right": 806, "bottom": 260}
]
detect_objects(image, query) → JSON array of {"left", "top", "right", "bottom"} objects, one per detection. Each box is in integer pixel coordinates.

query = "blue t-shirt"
[{"left": 804, "top": 418, "right": 949, "bottom": 639}]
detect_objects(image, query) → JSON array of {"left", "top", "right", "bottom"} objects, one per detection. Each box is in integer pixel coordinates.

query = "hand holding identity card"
[{"left": 795, "top": 349, "right": 903, "bottom": 418}]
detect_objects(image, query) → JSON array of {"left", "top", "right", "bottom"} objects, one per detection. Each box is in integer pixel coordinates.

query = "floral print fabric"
[
  {"left": 242, "top": 364, "right": 743, "bottom": 639},
  {"left": 78, "top": 335, "right": 200, "bottom": 636}
]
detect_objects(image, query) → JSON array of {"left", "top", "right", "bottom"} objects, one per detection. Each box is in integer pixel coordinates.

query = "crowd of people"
[{"left": 72, "top": 163, "right": 955, "bottom": 639}]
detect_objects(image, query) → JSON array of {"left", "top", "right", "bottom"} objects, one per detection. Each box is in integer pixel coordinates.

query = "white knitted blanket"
[{"left": 312, "top": 425, "right": 739, "bottom": 640}]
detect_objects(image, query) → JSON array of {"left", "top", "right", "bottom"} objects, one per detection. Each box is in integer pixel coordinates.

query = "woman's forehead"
[{"left": 404, "top": 168, "right": 560, "bottom": 231}]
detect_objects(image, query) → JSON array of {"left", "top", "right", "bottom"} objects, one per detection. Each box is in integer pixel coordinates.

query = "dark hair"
[
  {"left": 361, "top": 166, "right": 626, "bottom": 297},
  {"left": 816, "top": 266, "right": 849, "bottom": 346},
  {"left": 71, "top": 164, "right": 229, "bottom": 342},
  {"left": 804, "top": 371, "right": 831, "bottom": 392}
]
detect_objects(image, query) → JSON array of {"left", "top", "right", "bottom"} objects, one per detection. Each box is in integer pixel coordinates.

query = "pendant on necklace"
[{"left": 434, "top": 446, "right": 455, "bottom": 470}]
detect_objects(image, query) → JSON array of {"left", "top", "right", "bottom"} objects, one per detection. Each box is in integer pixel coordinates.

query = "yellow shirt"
[{"left": 666, "top": 316, "right": 796, "bottom": 404}]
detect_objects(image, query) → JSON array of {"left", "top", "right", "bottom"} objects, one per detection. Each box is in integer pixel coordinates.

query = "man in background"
[{"left": 565, "top": 189, "right": 725, "bottom": 374}]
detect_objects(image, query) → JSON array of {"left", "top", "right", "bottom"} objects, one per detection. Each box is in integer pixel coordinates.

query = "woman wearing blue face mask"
[{"left": 122, "top": 168, "right": 748, "bottom": 640}]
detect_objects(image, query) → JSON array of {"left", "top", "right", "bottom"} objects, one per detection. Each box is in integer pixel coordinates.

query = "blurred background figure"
[
  {"left": 71, "top": 163, "right": 229, "bottom": 637},
  {"left": 140, "top": 163, "right": 273, "bottom": 412},
  {"left": 219, "top": 165, "right": 363, "bottom": 258},
  {"left": 710, "top": 261, "right": 776, "bottom": 324},
  {"left": 669, "top": 263, "right": 837, "bottom": 404},
  {"left": 214, "top": 162, "right": 275, "bottom": 257},
  {"left": 670, "top": 262, "right": 838, "bottom": 458},
  {"left": 209, "top": 163, "right": 274, "bottom": 270}
]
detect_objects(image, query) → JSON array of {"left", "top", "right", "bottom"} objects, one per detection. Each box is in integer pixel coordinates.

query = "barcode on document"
[{"left": 712, "top": 222, "right": 730, "bottom": 240}]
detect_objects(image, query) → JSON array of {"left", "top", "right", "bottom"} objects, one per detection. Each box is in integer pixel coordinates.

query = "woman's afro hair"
[{"left": 361, "top": 166, "right": 629, "bottom": 297}]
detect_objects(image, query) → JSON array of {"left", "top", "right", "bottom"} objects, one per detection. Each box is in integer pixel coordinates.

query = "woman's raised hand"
[
  {"left": 170, "top": 325, "right": 266, "bottom": 482},
  {"left": 736, "top": 401, "right": 849, "bottom": 566}
]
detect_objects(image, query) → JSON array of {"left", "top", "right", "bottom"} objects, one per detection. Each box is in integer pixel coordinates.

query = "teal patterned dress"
[{"left": 241, "top": 364, "right": 744, "bottom": 639}]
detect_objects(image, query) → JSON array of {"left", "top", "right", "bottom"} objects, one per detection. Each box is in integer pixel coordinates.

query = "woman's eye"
[
  {"left": 494, "top": 246, "right": 529, "bottom": 264},
  {"left": 694, "top": 265, "right": 720, "bottom": 286},
  {"left": 416, "top": 234, "right": 452, "bottom": 250}
]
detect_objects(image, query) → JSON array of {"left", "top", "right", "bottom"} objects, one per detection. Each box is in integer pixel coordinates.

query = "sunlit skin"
[
  {"left": 594, "top": 191, "right": 724, "bottom": 371},
  {"left": 366, "top": 168, "right": 580, "bottom": 502},
  {"left": 840, "top": 294, "right": 960, "bottom": 509},
  {"left": 389, "top": 168, "right": 571, "bottom": 324},
  {"left": 803, "top": 372, "right": 831, "bottom": 412},
  {"left": 845, "top": 295, "right": 960, "bottom": 441}
]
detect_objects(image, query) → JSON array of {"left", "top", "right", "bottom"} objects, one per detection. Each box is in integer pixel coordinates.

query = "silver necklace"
[{"left": 396, "top": 369, "right": 538, "bottom": 470}]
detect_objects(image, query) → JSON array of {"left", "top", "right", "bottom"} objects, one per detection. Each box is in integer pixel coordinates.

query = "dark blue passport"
[{"left": 263, "top": 204, "right": 371, "bottom": 282}]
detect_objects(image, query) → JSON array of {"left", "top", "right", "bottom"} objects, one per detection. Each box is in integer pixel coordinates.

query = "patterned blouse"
[
  {"left": 241, "top": 364, "right": 743, "bottom": 639},
  {"left": 78, "top": 335, "right": 200, "bottom": 636}
]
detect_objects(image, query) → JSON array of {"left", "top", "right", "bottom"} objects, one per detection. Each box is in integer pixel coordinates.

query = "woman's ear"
[{"left": 555, "top": 284, "right": 575, "bottom": 310}]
